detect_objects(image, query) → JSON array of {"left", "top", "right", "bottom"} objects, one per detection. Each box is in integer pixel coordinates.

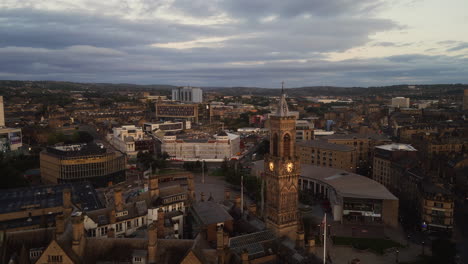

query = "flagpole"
[
  {"left": 241, "top": 174, "right": 244, "bottom": 215},
  {"left": 323, "top": 213, "right": 327, "bottom": 264}
]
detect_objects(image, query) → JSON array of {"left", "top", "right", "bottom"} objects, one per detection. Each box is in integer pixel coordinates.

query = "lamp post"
[
  {"left": 395, "top": 249, "right": 399, "bottom": 263},
  {"left": 421, "top": 241, "right": 425, "bottom": 256},
  {"left": 407, "top": 235, "right": 410, "bottom": 247}
]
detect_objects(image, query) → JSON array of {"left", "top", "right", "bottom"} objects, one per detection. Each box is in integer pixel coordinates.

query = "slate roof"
[{"left": 191, "top": 201, "right": 233, "bottom": 225}]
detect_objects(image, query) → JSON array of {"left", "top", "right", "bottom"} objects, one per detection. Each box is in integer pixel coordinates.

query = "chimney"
[
  {"left": 307, "top": 239, "right": 315, "bottom": 254},
  {"left": 71, "top": 214, "right": 86, "bottom": 258},
  {"left": 55, "top": 214, "right": 65, "bottom": 235},
  {"left": 241, "top": 249, "right": 249, "bottom": 264},
  {"left": 109, "top": 209, "right": 116, "bottom": 224},
  {"left": 200, "top": 192, "right": 205, "bottom": 202},
  {"left": 157, "top": 208, "right": 165, "bottom": 238},
  {"left": 224, "top": 189, "right": 231, "bottom": 200},
  {"left": 248, "top": 204, "right": 257, "bottom": 215},
  {"left": 148, "top": 223, "right": 158, "bottom": 264},
  {"left": 217, "top": 226, "right": 225, "bottom": 264},
  {"left": 234, "top": 195, "right": 241, "bottom": 209},
  {"left": 107, "top": 228, "right": 115, "bottom": 238},
  {"left": 296, "top": 229, "right": 305, "bottom": 249},
  {"left": 62, "top": 189, "right": 72, "bottom": 217},
  {"left": 149, "top": 175, "right": 159, "bottom": 198},
  {"left": 114, "top": 188, "right": 123, "bottom": 212}
]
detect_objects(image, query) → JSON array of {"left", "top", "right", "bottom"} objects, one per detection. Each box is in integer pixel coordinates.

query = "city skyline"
[{"left": 1, "top": 0, "right": 468, "bottom": 87}]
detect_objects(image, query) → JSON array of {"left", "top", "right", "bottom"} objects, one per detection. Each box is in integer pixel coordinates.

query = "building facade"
[
  {"left": 322, "top": 133, "right": 391, "bottom": 167},
  {"left": 263, "top": 89, "right": 300, "bottom": 241},
  {"left": 421, "top": 183, "right": 454, "bottom": 233},
  {"left": 391, "top": 97, "right": 410, "bottom": 108},
  {"left": 155, "top": 103, "right": 199, "bottom": 123},
  {"left": 295, "top": 119, "right": 314, "bottom": 141},
  {"left": 373, "top": 143, "right": 418, "bottom": 189},
  {"left": 162, "top": 132, "right": 240, "bottom": 161},
  {"left": 40, "top": 143, "right": 126, "bottom": 187},
  {"left": 297, "top": 140, "right": 356, "bottom": 172},
  {"left": 171, "top": 87, "right": 203, "bottom": 103},
  {"left": 107, "top": 125, "right": 154, "bottom": 157}
]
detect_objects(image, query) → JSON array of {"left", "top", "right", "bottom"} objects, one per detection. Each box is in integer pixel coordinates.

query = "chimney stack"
[
  {"left": 149, "top": 175, "right": 159, "bottom": 198},
  {"left": 62, "top": 189, "right": 72, "bottom": 217},
  {"left": 148, "top": 223, "right": 158, "bottom": 264},
  {"left": 55, "top": 214, "right": 65, "bottom": 235},
  {"left": 217, "top": 226, "right": 225, "bottom": 264},
  {"left": 114, "top": 188, "right": 123, "bottom": 212},
  {"left": 157, "top": 208, "right": 165, "bottom": 238},
  {"left": 71, "top": 214, "right": 86, "bottom": 258},
  {"left": 241, "top": 249, "right": 249, "bottom": 264},
  {"left": 109, "top": 209, "right": 116, "bottom": 224},
  {"left": 187, "top": 173, "right": 195, "bottom": 200}
]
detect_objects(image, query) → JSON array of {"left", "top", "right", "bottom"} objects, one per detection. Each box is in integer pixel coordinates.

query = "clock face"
[
  {"left": 286, "top": 162, "right": 293, "bottom": 172},
  {"left": 269, "top": 162, "right": 274, "bottom": 171}
]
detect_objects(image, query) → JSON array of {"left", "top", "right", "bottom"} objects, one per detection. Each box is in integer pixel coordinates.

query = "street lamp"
[
  {"left": 421, "top": 241, "right": 425, "bottom": 256},
  {"left": 407, "top": 235, "right": 410, "bottom": 247},
  {"left": 395, "top": 249, "right": 399, "bottom": 263}
]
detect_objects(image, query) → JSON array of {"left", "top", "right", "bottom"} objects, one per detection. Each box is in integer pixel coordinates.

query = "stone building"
[
  {"left": 297, "top": 140, "right": 356, "bottom": 172},
  {"left": 40, "top": 143, "right": 126, "bottom": 187}
]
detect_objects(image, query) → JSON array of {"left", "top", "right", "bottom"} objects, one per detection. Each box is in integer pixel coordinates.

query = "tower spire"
[{"left": 281, "top": 81, "right": 285, "bottom": 94}]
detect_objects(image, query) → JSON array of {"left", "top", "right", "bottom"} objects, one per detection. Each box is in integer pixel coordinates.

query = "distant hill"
[{"left": 0, "top": 80, "right": 466, "bottom": 98}]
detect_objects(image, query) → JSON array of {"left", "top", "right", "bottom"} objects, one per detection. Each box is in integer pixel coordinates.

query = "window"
[
  {"left": 134, "top": 218, "right": 139, "bottom": 227},
  {"left": 127, "top": 221, "right": 132, "bottom": 229},
  {"left": 100, "top": 227, "right": 108, "bottom": 236},
  {"left": 48, "top": 255, "right": 63, "bottom": 262},
  {"left": 116, "top": 223, "right": 123, "bottom": 232},
  {"left": 134, "top": 257, "right": 143, "bottom": 262},
  {"left": 434, "top": 202, "right": 444, "bottom": 208}
]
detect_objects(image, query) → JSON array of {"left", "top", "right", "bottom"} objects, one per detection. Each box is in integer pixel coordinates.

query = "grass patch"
[{"left": 332, "top": 236, "right": 404, "bottom": 255}]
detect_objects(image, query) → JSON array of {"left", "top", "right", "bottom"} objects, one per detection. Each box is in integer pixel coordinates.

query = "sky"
[{"left": 1, "top": 0, "right": 468, "bottom": 87}]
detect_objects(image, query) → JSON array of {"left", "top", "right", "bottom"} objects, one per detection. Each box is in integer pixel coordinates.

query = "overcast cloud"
[{"left": 0, "top": 0, "right": 467, "bottom": 87}]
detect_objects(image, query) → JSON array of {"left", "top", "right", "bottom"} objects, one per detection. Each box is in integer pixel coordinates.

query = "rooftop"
[
  {"left": 191, "top": 201, "right": 233, "bottom": 225},
  {"left": 0, "top": 182, "right": 103, "bottom": 214},
  {"left": 45, "top": 143, "right": 108, "bottom": 157},
  {"left": 322, "top": 133, "right": 390, "bottom": 141},
  {"left": 252, "top": 161, "right": 397, "bottom": 201},
  {"left": 375, "top": 143, "right": 417, "bottom": 152},
  {"left": 298, "top": 140, "right": 354, "bottom": 151}
]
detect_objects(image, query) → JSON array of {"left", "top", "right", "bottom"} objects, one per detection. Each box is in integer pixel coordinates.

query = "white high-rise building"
[
  {"left": 172, "top": 87, "right": 203, "bottom": 103},
  {"left": 0, "top": 96, "right": 22, "bottom": 152},
  {"left": 391, "top": 97, "right": 410, "bottom": 108},
  {"left": 0, "top": 96, "right": 5, "bottom": 127}
]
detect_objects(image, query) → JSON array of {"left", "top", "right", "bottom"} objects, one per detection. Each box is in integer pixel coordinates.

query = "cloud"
[
  {"left": 447, "top": 42, "right": 468, "bottom": 52},
  {"left": 0, "top": 1, "right": 466, "bottom": 86}
]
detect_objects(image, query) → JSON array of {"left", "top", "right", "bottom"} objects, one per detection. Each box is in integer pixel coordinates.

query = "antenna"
[{"left": 281, "top": 81, "right": 285, "bottom": 94}]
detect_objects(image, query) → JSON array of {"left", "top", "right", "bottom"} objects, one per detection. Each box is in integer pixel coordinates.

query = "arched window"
[
  {"left": 283, "top": 133, "right": 291, "bottom": 158},
  {"left": 272, "top": 133, "right": 279, "bottom": 156}
]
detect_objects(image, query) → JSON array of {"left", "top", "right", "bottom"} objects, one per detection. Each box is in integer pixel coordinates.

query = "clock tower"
[{"left": 264, "top": 84, "right": 300, "bottom": 240}]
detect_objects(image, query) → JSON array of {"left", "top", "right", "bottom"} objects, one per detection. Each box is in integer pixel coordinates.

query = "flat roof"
[
  {"left": 297, "top": 140, "right": 354, "bottom": 151},
  {"left": 375, "top": 143, "right": 417, "bottom": 152},
  {"left": 252, "top": 161, "right": 397, "bottom": 201},
  {"left": 322, "top": 133, "right": 390, "bottom": 141},
  {"left": 0, "top": 182, "right": 103, "bottom": 214}
]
